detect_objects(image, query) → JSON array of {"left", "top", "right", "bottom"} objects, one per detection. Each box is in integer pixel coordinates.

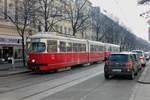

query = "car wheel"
[
  {"left": 104, "top": 73, "right": 110, "bottom": 79},
  {"left": 142, "top": 64, "right": 146, "bottom": 67},
  {"left": 129, "top": 71, "right": 134, "bottom": 80},
  {"left": 134, "top": 69, "right": 138, "bottom": 76}
]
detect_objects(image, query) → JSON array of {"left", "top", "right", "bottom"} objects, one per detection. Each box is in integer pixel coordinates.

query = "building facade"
[
  {"left": 0, "top": 0, "right": 22, "bottom": 61},
  {"left": 91, "top": 7, "right": 101, "bottom": 40},
  {"left": 75, "top": 0, "right": 93, "bottom": 40}
]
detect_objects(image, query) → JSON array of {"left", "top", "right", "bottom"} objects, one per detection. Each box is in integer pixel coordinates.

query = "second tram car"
[{"left": 27, "top": 33, "right": 120, "bottom": 71}]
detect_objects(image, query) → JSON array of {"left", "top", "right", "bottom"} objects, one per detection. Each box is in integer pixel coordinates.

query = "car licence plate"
[{"left": 112, "top": 69, "right": 121, "bottom": 72}]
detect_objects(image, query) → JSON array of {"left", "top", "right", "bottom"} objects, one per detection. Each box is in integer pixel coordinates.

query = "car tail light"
[
  {"left": 127, "top": 61, "right": 132, "bottom": 71},
  {"left": 140, "top": 57, "right": 143, "bottom": 59},
  {"left": 139, "top": 57, "right": 144, "bottom": 62}
]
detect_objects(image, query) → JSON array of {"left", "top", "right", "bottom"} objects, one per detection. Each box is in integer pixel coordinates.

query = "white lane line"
[
  {"left": 23, "top": 71, "right": 103, "bottom": 100},
  {"left": 129, "top": 83, "right": 141, "bottom": 100}
]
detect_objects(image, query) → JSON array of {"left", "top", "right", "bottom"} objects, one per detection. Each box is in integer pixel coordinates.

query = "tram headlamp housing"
[{"left": 32, "top": 59, "right": 36, "bottom": 63}]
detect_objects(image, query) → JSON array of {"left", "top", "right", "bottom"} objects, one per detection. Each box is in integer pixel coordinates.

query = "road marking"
[
  {"left": 129, "top": 83, "right": 141, "bottom": 100},
  {"left": 23, "top": 71, "right": 103, "bottom": 100}
]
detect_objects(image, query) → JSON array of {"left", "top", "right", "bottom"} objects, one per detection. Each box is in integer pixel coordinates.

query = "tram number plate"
[{"left": 112, "top": 69, "right": 121, "bottom": 72}]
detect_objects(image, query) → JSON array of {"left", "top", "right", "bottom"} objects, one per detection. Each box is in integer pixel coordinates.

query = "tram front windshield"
[{"left": 31, "top": 42, "right": 46, "bottom": 53}]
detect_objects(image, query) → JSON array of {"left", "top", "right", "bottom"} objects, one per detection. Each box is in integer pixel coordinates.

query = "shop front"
[{"left": 0, "top": 35, "right": 22, "bottom": 62}]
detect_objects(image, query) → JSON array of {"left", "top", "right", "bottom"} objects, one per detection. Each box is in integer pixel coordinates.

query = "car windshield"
[
  {"left": 31, "top": 42, "right": 46, "bottom": 53},
  {"left": 108, "top": 54, "right": 128, "bottom": 63}
]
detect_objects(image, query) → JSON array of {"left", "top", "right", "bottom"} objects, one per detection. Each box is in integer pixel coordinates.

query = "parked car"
[
  {"left": 104, "top": 52, "right": 139, "bottom": 80},
  {"left": 144, "top": 52, "right": 150, "bottom": 60},
  {"left": 132, "top": 50, "right": 146, "bottom": 67},
  {"left": 132, "top": 52, "right": 142, "bottom": 70}
]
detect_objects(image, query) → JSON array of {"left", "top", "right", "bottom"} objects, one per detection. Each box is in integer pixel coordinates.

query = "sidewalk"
[
  {"left": 130, "top": 65, "right": 150, "bottom": 100},
  {"left": 0, "top": 61, "right": 30, "bottom": 77}
]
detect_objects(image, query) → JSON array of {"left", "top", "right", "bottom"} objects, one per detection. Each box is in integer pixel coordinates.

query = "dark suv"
[{"left": 104, "top": 53, "right": 139, "bottom": 79}]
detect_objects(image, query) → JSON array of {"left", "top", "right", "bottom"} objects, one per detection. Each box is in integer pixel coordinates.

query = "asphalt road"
[
  {"left": 0, "top": 61, "right": 148, "bottom": 100},
  {"left": 0, "top": 63, "right": 102, "bottom": 93},
  {"left": 42, "top": 73, "right": 136, "bottom": 100}
]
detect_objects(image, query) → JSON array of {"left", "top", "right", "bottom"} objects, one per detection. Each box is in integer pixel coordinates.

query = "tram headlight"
[{"left": 32, "top": 59, "right": 36, "bottom": 63}]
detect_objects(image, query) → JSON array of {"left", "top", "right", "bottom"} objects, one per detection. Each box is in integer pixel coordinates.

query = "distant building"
[{"left": 91, "top": 7, "right": 101, "bottom": 40}]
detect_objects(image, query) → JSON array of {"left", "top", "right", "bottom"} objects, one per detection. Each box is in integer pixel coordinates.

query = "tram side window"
[
  {"left": 73, "top": 43, "right": 78, "bottom": 52},
  {"left": 47, "top": 40, "right": 57, "bottom": 53},
  {"left": 94, "top": 45, "right": 97, "bottom": 52},
  {"left": 78, "top": 44, "right": 82, "bottom": 52},
  {"left": 90, "top": 45, "right": 95, "bottom": 52},
  {"left": 104, "top": 46, "right": 106, "bottom": 51},
  {"left": 96, "top": 45, "right": 99, "bottom": 52},
  {"left": 66, "top": 43, "right": 72, "bottom": 52},
  {"left": 60, "top": 41, "right": 66, "bottom": 52},
  {"left": 81, "top": 44, "right": 86, "bottom": 52},
  {"left": 99, "top": 46, "right": 104, "bottom": 51},
  {"left": 108, "top": 46, "right": 112, "bottom": 52}
]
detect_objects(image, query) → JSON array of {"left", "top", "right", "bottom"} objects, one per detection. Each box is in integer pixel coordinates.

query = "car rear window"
[
  {"left": 108, "top": 54, "right": 128, "bottom": 63},
  {"left": 132, "top": 51, "right": 144, "bottom": 57}
]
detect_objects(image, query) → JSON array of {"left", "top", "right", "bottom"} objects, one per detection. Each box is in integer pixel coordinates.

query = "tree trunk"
[
  {"left": 73, "top": 29, "right": 77, "bottom": 36},
  {"left": 21, "top": 36, "right": 26, "bottom": 67},
  {"left": 96, "top": 31, "right": 99, "bottom": 41}
]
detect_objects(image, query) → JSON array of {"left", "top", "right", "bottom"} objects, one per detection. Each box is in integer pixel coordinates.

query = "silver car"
[{"left": 132, "top": 50, "right": 146, "bottom": 67}]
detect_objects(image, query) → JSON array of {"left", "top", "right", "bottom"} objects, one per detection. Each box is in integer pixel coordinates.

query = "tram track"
[
  {"left": 22, "top": 71, "right": 104, "bottom": 100},
  {"left": 0, "top": 63, "right": 104, "bottom": 94},
  {"left": 0, "top": 63, "right": 104, "bottom": 100}
]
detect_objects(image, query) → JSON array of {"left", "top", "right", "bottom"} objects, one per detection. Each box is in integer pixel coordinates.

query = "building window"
[
  {"left": 55, "top": 25, "right": 58, "bottom": 32},
  {"left": 64, "top": 27, "right": 67, "bottom": 34},
  {"left": 68, "top": 28, "right": 71, "bottom": 35},
  {"left": 60, "top": 26, "right": 62, "bottom": 33},
  {"left": 9, "top": 3, "right": 13, "bottom": 8}
]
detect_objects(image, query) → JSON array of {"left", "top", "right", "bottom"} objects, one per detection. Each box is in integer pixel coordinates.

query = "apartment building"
[
  {"left": 75, "top": 0, "right": 93, "bottom": 40},
  {"left": 0, "top": 0, "right": 95, "bottom": 62},
  {"left": 0, "top": 0, "right": 22, "bottom": 61}
]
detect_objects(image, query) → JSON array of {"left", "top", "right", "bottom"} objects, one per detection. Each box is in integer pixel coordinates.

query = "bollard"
[{"left": 12, "top": 57, "right": 15, "bottom": 70}]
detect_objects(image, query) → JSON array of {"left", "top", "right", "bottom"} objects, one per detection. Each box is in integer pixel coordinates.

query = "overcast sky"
[{"left": 89, "top": 0, "right": 150, "bottom": 41}]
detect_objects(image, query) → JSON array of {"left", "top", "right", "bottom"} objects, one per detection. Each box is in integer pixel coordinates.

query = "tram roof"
[
  {"left": 104, "top": 43, "right": 120, "bottom": 47},
  {"left": 88, "top": 40, "right": 104, "bottom": 45},
  {"left": 30, "top": 32, "right": 87, "bottom": 42},
  {"left": 30, "top": 32, "right": 120, "bottom": 47}
]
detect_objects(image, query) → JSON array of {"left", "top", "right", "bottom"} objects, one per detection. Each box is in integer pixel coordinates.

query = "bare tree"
[
  {"left": 37, "top": 0, "right": 64, "bottom": 32},
  {"left": 91, "top": 7, "right": 103, "bottom": 41},
  {"left": 1, "top": 0, "right": 36, "bottom": 67},
  {"left": 63, "top": 0, "right": 91, "bottom": 36}
]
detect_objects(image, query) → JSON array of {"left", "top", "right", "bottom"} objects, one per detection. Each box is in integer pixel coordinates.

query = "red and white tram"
[
  {"left": 27, "top": 33, "right": 120, "bottom": 71},
  {"left": 104, "top": 43, "right": 120, "bottom": 58}
]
